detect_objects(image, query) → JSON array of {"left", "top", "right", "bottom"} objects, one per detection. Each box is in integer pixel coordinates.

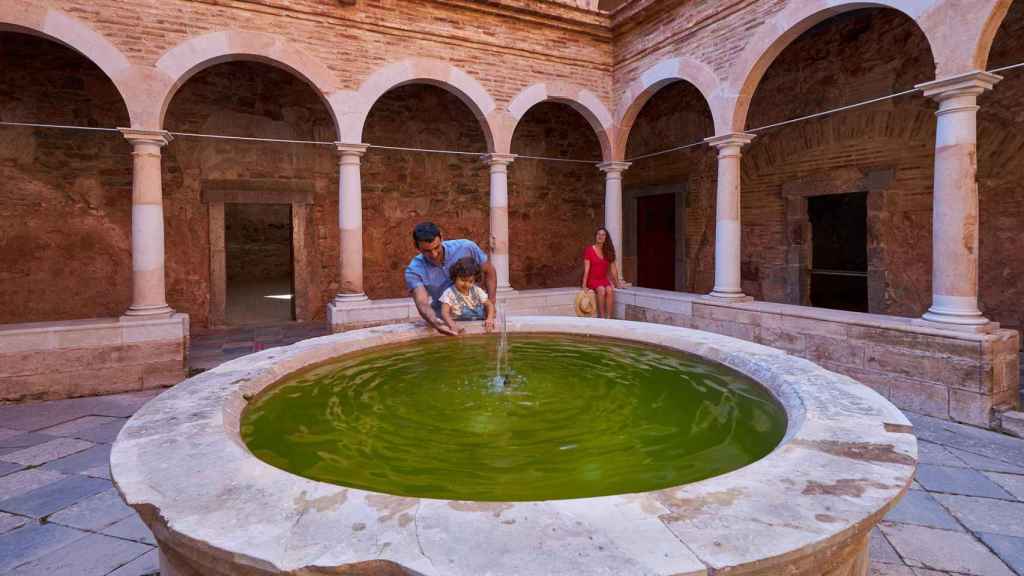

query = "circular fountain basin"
[{"left": 111, "top": 317, "right": 916, "bottom": 576}]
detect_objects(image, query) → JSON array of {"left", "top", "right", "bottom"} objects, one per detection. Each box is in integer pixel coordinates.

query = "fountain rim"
[{"left": 111, "top": 316, "right": 917, "bottom": 575}]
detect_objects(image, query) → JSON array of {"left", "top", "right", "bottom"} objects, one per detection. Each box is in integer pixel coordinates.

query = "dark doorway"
[
  {"left": 225, "top": 203, "right": 294, "bottom": 325},
  {"left": 808, "top": 192, "right": 868, "bottom": 312},
  {"left": 636, "top": 193, "right": 676, "bottom": 290}
]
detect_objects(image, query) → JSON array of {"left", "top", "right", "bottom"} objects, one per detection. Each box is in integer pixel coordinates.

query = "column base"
[
  {"left": 915, "top": 314, "right": 997, "bottom": 333},
  {"left": 332, "top": 292, "right": 369, "bottom": 306},
  {"left": 496, "top": 285, "right": 516, "bottom": 296},
  {"left": 706, "top": 290, "right": 753, "bottom": 302},
  {"left": 122, "top": 304, "right": 174, "bottom": 318}
]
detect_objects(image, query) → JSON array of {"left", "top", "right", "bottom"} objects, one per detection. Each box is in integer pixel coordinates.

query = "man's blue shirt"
[{"left": 404, "top": 239, "right": 488, "bottom": 311}]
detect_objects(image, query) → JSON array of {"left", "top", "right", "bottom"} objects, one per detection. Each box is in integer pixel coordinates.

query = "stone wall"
[
  {"left": 224, "top": 203, "right": 292, "bottom": 282},
  {"left": 361, "top": 84, "right": 491, "bottom": 299},
  {"left": 509, "top": 102, "right": 604, "bottom": 289},
  {"left": 162, "top": 61, "right": 338, "bottom": 327},
  {"left": 618, "top": 288, "right": 1020, "bottom": 429},
  {"left": 622, "top": 80, "right": 717, "bottom": 292},
  {"left": 0, "top": 315, "right": 188, "bottom": 402},
  {"left": 0, "top": 34, "right": 133, "bottom": 324}
]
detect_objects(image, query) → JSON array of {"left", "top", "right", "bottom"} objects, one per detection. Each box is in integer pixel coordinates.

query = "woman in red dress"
[{"left": 582, "top": 227, "right": 622, "bottom": 318}]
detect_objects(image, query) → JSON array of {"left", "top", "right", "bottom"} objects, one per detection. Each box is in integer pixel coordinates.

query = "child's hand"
[{"left": 484, "top": 318, "right": 495, "bottom": 332}]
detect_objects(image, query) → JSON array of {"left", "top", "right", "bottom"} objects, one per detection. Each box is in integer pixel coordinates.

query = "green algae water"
[{"left": 241, "top": 334, "right": 786, "bottom": 501}]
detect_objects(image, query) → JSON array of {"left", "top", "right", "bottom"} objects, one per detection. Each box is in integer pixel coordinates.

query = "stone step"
[{"left": 999, "top": 410, "right": 1024, "bottom": 438}]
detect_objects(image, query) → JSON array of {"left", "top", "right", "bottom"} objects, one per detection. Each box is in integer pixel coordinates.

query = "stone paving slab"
[
  {"left": 41, "top": 443, "right": 112, "bottom": 474},
  {"left": 0, "top": 431, "right": 55, "bottom": 451},
  {"left": 907, "top": 413, "right": 1024, "bottom": 468},
  {"left": 0, "top": 510, "right": 28, "bottom": 534},
  {"left": 6, "top": 531, "right": 152, "bottom": 576},
  {"left": 38, "top": 416, "right": 121, "bottom": 438},
  {"left": 0, "top": 468, "right": 66, "bottom": 500},
  {"left": 978, "top": 533, "right": 1024, "bottom": 576},
  {"left": 0, "top": 460, "right": 24, "bottom": 477},
  {"left": 933, "top": 494, "right": 1024, "bottom": 538},
  {"left": 882, "top": 489, "right": 963, "bottom": 531},
  {"left": 0, "top": 522, "right": 89, "bottom": 572},
  {"left": 946, "top": 447, "right": 1024, "bottom": 475},
  {"left": 47, "top": 489, "right": 135, "bottom": 531},
  {"left": 73, "top": 419, "right": 128, "bottom": 444},
  {"left": 0, "top": 475, "right": 111, "bottom": 518},
  {"left": 880, "top": 522, "right": 1015, "bottom": 576},
  {"left": 0, "top": 437, "right": 94, "bottom": 466},
  {"left": 106, "top": 547, "right": 159, "bottom": 576},
  {"left": 82, "top": 464, "right": 112, "bottom": 479},
  {"left": 982, "top": 471, "right": 1024, "bottom": 501},
  {"left": 917, "top": 440, "right": 969, "bottom": 468},
  {"left": 870, "top": 527, "right": 902, "bottom": 564},
  {"left": 914, "top": 463, "right": 1016, "bottom": 499},
  {"left": 101, "top": 512, "right": 156, "bottom": 545}
]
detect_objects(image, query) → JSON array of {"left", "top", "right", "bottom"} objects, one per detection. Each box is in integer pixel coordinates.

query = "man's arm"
[
  {"left": 481, "top": 259, "right": 498, "bottom": 302},
  {"left": 412, "top": 285, "right": 457, "bottom": 336}
]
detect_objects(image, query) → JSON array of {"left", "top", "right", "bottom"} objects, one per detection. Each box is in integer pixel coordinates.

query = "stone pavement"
[
  {"left": 188, "top": 321, "right": 329, "bottom": 372},
  {"left": 0, "top": 349, "right": 1022, "bottom": 574}
]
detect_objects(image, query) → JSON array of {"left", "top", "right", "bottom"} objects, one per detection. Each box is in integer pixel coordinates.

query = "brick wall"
[
  {"left": 509, "top": 102, "right": 604, "bottom": 289},
  {"left": 0, "top": 34, "right": 133, "bottom": 324}
]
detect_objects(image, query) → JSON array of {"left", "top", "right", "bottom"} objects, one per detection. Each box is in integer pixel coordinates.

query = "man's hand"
[{"left": 434, "top": 321, "right": 460, "bottom": 336}]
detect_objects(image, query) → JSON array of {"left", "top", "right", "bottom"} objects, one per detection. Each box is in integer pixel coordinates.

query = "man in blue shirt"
[{"left": 404, "top": 222, "right": 497, "bottom": 335}]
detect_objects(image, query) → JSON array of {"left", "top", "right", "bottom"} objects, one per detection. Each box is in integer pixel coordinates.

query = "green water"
[{"left": 241, "top": 334, "right": 787, "bottom": 501}]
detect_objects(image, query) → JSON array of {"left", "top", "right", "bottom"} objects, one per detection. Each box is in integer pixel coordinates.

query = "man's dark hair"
[
  {"left": 412, "top": 222, "right": 442, "bottom": 245},
  {"left": 449, "top": 257, "right": 481, "bottom": 282}
]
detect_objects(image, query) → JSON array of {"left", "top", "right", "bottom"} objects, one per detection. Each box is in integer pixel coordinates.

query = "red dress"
[{"left": 583, "top": 245, "right": 612, "bottom": 290}]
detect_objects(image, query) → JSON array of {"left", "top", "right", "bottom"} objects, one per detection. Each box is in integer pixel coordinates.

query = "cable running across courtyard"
[{"left": 0, "top": 61, "right": 1021, "bottom": 165}]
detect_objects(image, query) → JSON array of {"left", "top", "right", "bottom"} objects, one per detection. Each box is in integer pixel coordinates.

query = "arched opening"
[
  {"left": 622, "top": 81, "right": 715, "bottom": 292},
  {"left": 162, "top": 61, "right": 338, "bottom": 328},
  {"left": 0, "top": 32, "right": 132, "bottom": 323},
  {"left": 742, "top": 8, "right": 935, "bottom": 314},
  {"left": 508, "top": 102, "right": 603, "bottom": 289},
  {"left": 361, "top": 84, "right": 490, "bottom": 298},
  {"left": 979, "top": 0, "right": 1024, "bottom": 346}
]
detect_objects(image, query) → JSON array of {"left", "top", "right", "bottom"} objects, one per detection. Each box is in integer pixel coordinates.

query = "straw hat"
[{"left": 575, "top": 289, "right": 596, "bottom": 317}]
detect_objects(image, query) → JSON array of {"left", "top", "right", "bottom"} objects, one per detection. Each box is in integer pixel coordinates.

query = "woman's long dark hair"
[{"left": 596, "top": 227, "right": 616, "bottom": 263}]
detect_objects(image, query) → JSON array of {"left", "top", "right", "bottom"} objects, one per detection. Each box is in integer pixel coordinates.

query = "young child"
[{"left": 439, "top": 257, "right": 495, "bottom": 333}]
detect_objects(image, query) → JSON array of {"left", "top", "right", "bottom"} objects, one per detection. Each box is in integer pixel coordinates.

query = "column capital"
[
  {"left": 335, "top": 142, "right": 369, "bottom": 157},
  {"left": 119, "top": 128, "right": 173, "bottom": 146},
  {"left": 597, "top": 161, "right": 631, "bottom": 174},
  {"left": 916, "top": 71, "right": 1002, "bottom": 101},
  {"left": 704, "top": 132, "right": 755, "bottom": 150},
  {"left": 481, "top": 153, "right": 516, "bottom": 166}
]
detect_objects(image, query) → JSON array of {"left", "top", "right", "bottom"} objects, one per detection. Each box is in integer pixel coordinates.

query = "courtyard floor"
[{"left": 0, "top": 331, "right": 1021, "bottom": 575}]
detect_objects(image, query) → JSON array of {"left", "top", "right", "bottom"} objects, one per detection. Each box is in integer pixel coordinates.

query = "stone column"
[
  {"left": 597, "top": 161, "right": 631, "bottom": 261},
  {"left": 705, "top": 133, "right": 755, "bottom": 300},
  {"left": 120, "top": 129, "right": 174, "bottom": 317},
  {"left": 482, "top": 154, "right": 516, "bottom": 292},
  {"left": 333, "top": 143, "right": 369, "bottom": 304},
  {"left": 916, "top": 71, "right": 1001, "bottom": 327}
]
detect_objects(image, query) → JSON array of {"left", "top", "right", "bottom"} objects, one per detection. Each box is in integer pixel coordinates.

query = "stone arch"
[
  {"left": 504, "top": 81, "right": 613, "bottom": 160},
  {"left": 723, "top": 0, "right": 944, "bottom": 132},
  {"left": 341, "top": 58, "right": 498, "bottom": 152},
  {"left": 975, "top": 0, "right": 1017, "bottom": 70},
  {"left": 154, "top": 30, "right": 340, "bottom": 136},
  {"left": 0, "top": 2, "right": 136, "bottom": 123},
  {"left": 614, "top": 56, "right": 722, "bottom": 160}
]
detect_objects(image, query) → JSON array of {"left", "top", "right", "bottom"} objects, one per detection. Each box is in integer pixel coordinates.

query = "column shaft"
[
  {"left": 706, "top": 133, "right": 754, "bottom": 299},
  {"left": 335, "top": 143, "right": 369, "bottom": 303},
  {"left": 598, "top": 161, "right": 631, "bottom": 263},
  {"left": 483, "top": 154, "right": 515, "bottom": 291},
  {"left": 917, "top": 72, "right": 1000, "bottom": 326},
  {"left": 120, "top": 129, "right": 173, "bottom": 317}
]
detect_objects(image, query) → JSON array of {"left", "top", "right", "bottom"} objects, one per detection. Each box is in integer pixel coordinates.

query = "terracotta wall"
[
  {"left": 0, "top": 34, "right": 133, "bottom": 324},
  {"left": 979, "top": 0, "right": 1024, "bottom": 336},
  {"left": 509, "top": 102, "right": 605, "bottom": 289},
  {"left": 162, "top": 61, "right": 338, "bottom": 326}
]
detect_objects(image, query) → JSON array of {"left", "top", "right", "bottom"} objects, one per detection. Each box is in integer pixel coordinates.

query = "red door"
[{"left": 636, "top": 193, "right": 675, "bottom": 290}]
